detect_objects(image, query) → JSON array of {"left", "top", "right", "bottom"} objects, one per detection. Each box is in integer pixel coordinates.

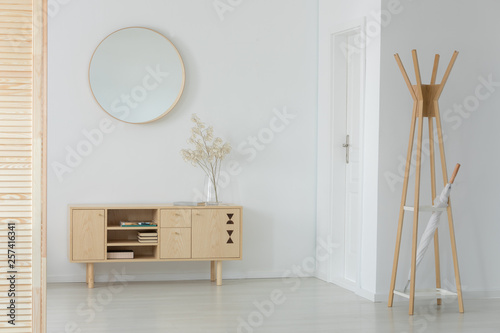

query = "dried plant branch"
[{"left": 180, "top": 114, "right": 232, "bottom": 202}]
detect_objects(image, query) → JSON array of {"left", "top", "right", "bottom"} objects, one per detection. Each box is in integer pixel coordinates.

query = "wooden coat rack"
[{"left": 387, "top": 50, "right": 464, "bottom": 315}]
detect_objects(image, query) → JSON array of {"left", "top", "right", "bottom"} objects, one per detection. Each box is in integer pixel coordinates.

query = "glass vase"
[{"left": 205, "top": 175, "right": 219, "bottom": 205}]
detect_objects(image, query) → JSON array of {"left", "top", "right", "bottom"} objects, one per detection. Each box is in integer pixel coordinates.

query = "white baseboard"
[
  {"left": 355, "top": 288, "right": 376, "bottom": 302},
  {"left": 47, "top": 271, "right": 308, "bottom": 284},
  {"left": 330, "top": 278, "right": 357, "bottom": 292},
  {"left": 314, "top": 273, "right": 377, "bottom": 302},
  {"left": 314, "top": 270, "right": 328, "bottom": 283}
]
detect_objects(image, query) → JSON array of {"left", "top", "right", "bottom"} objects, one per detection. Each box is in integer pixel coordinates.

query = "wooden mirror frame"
[{"left": 88, "top": 27, "right": 186, "bottom": 124}]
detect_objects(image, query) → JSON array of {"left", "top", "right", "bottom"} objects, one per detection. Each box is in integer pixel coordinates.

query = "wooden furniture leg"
[
  {"left": 210, "top": 261, "right": 216, "bottom": 282},
  {"left": 445, "top": 197, "right": 464, "bottom": 312},
  {"left": 435, "top": 103, "right": 464, "bottom": 313},
  {"left": 408, "top": 49, "right": 425, "bottom": 315},
  {"left": 388, "top": 101, "right": 418, "bottom": 308},
  {"left": 409, "top": 101, "right": 425, "bottom": 315},
  {"left": 216, "top": 261, "right": 222, "bottom": 286},
  {"left": 87, "top": 263, "right": 94, "bottom": 289},
  {"left": 428, "top": 117, "right": 442, "bottom": 305}
]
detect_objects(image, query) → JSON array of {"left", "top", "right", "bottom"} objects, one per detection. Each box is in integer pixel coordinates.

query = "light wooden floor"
[{"left": 48, "top": 278, "right": 500, "bottom": 332}]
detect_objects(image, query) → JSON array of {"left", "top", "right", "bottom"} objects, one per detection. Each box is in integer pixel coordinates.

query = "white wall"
[
  {"left": 316, "top": 0, "right": 380, "bottom": 300},
  {"left": 377, "top": 0, "right": 500, "bottom": 298},
  {"left": 48, "top": 0, "right": 318, "bottom": 283}
]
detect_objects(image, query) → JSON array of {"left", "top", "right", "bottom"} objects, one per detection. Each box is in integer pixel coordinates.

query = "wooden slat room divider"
[{"left": 0, "top": 0, "right": 46, "bottom": 332}]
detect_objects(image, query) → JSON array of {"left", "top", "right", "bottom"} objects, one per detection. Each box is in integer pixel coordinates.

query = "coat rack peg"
[
  {"left": 436, "top": 50, "right": 459, "bottom": 98},
  {"left": 430, "top": 54, "right": 440, "bottom": 85},
  {"left": 394, "top": 53, "right": 417, "bottom": 100},
  {"left": 412, "top": 49, "right": 423, "bottom": 96}
]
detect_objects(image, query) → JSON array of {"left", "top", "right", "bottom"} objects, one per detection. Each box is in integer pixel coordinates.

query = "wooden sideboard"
[{"left": 69, "top": 204, "right": 242, "bottom": 288}]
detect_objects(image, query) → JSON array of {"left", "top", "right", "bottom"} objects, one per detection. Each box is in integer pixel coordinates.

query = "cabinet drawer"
[
  {"left": 160, "top": 228, "right": 191, "bottom": 259},
  {"left": 160, "top": 209, "right": 191, "bottom": 228}
]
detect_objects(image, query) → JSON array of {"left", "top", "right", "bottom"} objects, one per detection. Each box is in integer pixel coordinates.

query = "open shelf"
[
  {"left": 107, "top": 240, "right": 158, "bottom": 246},
  {"left": 107, "top": 208, "right": 159, "bottom": 228},
  {"left": 106, "top": 244, "right": 159, "bottom": 260},
  {"left": 105, "top": 209, "right": 159, "bottom": 263}
]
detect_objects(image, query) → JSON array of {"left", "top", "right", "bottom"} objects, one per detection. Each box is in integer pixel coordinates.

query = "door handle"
[{"left": 342, "top": 135, "right": 350, "bottom": 164}]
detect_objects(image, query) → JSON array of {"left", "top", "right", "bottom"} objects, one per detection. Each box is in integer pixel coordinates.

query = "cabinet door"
[
  {"left": 160, "top": 228, "right": 191, "bottom": 259},
  {"left": 192, "top": 209, "right": 240, "bottom": 259},
  {"left": 72, "top": 209, "right": 105, "bottom": 261}
]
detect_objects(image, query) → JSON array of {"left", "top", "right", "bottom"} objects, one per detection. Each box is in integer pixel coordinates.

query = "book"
[
  {"left": 121, "top": 225, "right": 157, "bottom": 227},
  {"left": 107, "top": 250, "right": 134, "bottom": 259},
  {"left": 138, "top": 235, "right": 158, "bottom": 240},
  {"left": 137, "top": 239, "right": 158, "bottom": 243},
  {"left": 137, "top": 232, "right": 158, "bottom": 237},
  {"left": 120, "top": 221, "right": 157, "bottom": 227}
]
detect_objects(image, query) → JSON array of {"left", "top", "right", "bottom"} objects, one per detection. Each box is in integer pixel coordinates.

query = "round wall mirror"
[{"left": 89, "top": 27, "right": 185, "bottom": 124}]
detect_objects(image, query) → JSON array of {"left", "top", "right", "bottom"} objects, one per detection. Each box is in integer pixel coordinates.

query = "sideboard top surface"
[{"left": 69, "top": 204, "right": 242, "bottom": 210}]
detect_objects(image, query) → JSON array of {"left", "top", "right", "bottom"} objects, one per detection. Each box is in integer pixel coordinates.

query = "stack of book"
[
  {"left": 137, "top": 231, "right": 158, "bottom": 243},
  {"left": 120, "top": 221, "right": 157, "bottom": 227}
]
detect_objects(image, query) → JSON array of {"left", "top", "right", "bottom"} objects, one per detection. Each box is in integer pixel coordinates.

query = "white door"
[{"left": 330, "top": 29, "right": 363, "bottom": 289}]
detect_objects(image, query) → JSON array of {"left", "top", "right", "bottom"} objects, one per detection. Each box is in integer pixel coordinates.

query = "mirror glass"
[{"left": 89, "top": 27, "right": 185, "bottom": 123}]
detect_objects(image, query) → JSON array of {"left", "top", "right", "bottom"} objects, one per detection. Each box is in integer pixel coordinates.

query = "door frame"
[{"left": 317, "top": 18, "right": 366, "bottom": 294}]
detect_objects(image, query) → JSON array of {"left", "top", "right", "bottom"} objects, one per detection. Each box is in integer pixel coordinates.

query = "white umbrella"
[{"left": 404, "top": 164, "right": 461, "bottom": 292}]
